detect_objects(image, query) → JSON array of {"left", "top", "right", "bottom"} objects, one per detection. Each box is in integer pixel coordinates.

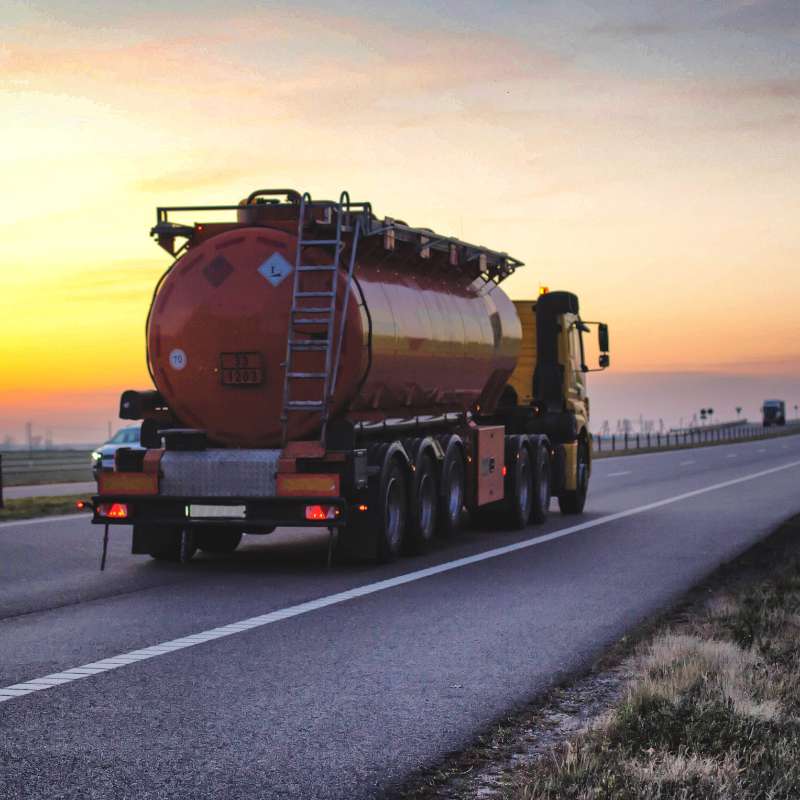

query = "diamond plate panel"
[{"left": 160, "top": 449, "right": 281, "bottom": 497}]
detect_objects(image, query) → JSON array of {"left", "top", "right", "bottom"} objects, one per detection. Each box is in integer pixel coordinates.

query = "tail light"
[
  {"left": 97, "top": 502, "right": 129, "bottom": 519},
  {"left": 305, "top": 505, "right": 340, "bottom": 521}
]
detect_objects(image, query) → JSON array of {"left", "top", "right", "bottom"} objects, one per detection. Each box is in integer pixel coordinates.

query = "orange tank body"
[{"left": 147, "top": 203, "right": 522, "bottom": 447}]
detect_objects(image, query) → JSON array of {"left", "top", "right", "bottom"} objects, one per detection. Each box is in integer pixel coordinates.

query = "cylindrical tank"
[{"left": 147, "top": 215, "right": 521, "bottom": 448}]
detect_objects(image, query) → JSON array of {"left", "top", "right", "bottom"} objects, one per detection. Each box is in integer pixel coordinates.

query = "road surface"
[{"left": 2, "top": 435, "right": 800, "bottom": 799}]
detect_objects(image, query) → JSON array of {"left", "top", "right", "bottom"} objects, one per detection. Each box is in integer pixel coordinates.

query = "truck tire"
[
  {"left": 507, "top": 443, "right": 533, "bottom": 529},
  {"left": 438, "top": 441, "right": 465, "bottom": 538},
  {"left": 376, "top": 455, "right": 408, "bottom": 562},
  {"left": 559, "top": 438, "right": 589, "bottom": 514},
  {"left": 406, "top": 451, "right": 438, "bottom": 554},
  {"left": 334, "top": 443, "right": 409, "bottom": 564},
  {"left": 146, "top": 526, "right": 197, "bottom": 562},
  {"left": 529, "top": 442, "right": 551, "bottom": 524},
  {"left": 195, "top": 528, "right": 242, "bottom": 554}
]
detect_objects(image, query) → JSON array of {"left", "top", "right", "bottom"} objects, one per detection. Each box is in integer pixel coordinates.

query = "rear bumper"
[{"left": 89, "top": 494, "right": 347, "bottom": 530}]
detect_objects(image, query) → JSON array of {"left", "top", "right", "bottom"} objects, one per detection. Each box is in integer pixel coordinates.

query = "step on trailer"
[{"left": 88, "top": 189, "right": 610, "bottom": 564}]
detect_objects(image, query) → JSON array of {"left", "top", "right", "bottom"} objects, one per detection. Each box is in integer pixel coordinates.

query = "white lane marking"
[
  {"left": 726, "top": 454, "right": 738, "bottom": 459},
  {"left": 2, "top": 458, "right": 800, "bottom": 706},
  {"left": 0, "top": 513, "right": 90, "bottom": 531},
  {"left": 758, "top": 449, "right": 767, "bottom": 453},
  {"left": 607, "top": 471, "right": 631, "bottom": 477},
  {"left": 680, "top": 460, "right": 696, "bottom": 466}
]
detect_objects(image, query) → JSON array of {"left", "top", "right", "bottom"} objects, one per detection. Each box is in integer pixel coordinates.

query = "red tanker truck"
[{"left": 89, "top": 189, "right": 610, "bottom": 563}]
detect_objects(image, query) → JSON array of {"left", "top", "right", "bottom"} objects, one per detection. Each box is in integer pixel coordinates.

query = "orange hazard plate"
[
  {"left": 276, "top": 473, "right": 340, "bottom": 497},
  {"left": 98, "top": 471, "right": 159, "bottom": 495}
]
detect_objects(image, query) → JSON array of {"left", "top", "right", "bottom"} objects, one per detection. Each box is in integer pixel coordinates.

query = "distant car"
[{"left": 91, "top": 425, "right": 142, "bottom": 477}]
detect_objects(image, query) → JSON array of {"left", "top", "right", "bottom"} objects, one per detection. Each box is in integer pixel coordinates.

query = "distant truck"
[
  {"left": 89, "top": 189, "right": 610, "bottom": 563},
  {"left": 762, "top": 400, "right": 786, "bottom": 427}
]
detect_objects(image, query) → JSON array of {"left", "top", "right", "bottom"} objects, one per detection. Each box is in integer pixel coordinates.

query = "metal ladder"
[{"left": 280, "top": 192, "right": 361, "bottom": 447}]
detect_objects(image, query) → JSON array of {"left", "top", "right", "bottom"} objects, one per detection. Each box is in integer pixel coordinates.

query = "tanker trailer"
[{"left": 88, "top": 189, "right": 610, "bottom": 563}]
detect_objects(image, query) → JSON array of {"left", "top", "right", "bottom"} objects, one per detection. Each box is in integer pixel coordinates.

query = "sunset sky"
[{"left": 1, "top": 0, "right": 798, "bottom": 443}]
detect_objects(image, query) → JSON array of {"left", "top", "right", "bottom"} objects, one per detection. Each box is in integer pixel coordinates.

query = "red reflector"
[
  {"left": 76, "top": 500, "right": 87, "bottom": 511},
  {"left": 305, "top": 504, "right": 339, "bottom": 521},
  {"left": 98, "top": 502, "right": 129, "bottom": 519},
  {"left": 502, "top": 466, "right": 508, "bottom": 477}
]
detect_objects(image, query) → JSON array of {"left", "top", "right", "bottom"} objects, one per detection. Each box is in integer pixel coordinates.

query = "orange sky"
[{"left": 1, "top": 1, "right": 798, "bottom": 442}]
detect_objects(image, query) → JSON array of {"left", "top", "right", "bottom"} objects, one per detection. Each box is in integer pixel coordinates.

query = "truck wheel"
[
  {"left": 406, "top": 451, "right": 438, "bottom": 554},
  {"left": 438, "top": 442, "right": 465, "bottom": 538},
  {"left": 559, "top": 438, "right": 589, "bottom": 514},
  {"left": 195, "top": 528, "right": 242, "bottom": 554},
  {"left": 376, "top": 456, "right": 408, "bottom": 562},
  {"left": 507, "top": 444, "right": 533, "bottom": 529},
  {"left": 529, "top": 443, "right": 551, "bottom": 524},
  {"left": 147, "top": 527, "right": 197, "bottom": 562}
]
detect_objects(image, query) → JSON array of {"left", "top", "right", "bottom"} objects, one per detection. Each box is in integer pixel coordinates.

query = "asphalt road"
[{"left": 2, "top": 435, "right": 800, "bottom": 799}]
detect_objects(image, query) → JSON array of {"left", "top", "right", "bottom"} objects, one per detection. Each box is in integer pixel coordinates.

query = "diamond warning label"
[{"left": 257, "top": 252, "right": 293, "bottom": 287}]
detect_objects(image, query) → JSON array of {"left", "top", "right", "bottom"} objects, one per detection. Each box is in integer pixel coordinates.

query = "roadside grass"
[
  {"left": 510, "top": 519, "right": 800, "bottom": 800},
  {"left": 399, "top": 515, "right": 800, "bottom": 800},
  {"left": 0, "top": 495, "right": 86, "bottom": 521}
]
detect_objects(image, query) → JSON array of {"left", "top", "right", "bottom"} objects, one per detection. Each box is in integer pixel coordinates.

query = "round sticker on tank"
[{"left": 169, "top": 348, "right": 188, "bottom": 370}]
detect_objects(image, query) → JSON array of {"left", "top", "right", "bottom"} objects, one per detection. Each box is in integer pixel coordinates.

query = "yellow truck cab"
[{"left": 505, "top": 290, "right": 609, "bottom": 514}]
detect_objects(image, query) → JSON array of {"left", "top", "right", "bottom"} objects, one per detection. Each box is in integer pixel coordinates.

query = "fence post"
[
  {"left": 612, "top": 434, "right": 616, "bottom": 451},
  {"left": 624, "top": 433, "right": 628, "bottom": 450}
]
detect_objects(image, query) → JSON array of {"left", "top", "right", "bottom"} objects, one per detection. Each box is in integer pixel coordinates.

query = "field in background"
[{"left": 0, "top": 451, "right": 92, "bottom": 486}]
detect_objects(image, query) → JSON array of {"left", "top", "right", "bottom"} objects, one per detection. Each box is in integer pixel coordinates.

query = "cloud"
[
  {"left": 586, "top": 1, "right": 800, "bottom": 39},
  {"left": 135, "top": 166, "right": 254, "bottom": 194},
  {"left": 716, "top": 0, "right": 800, "bottom": 33},
  {"left": 588, "top": 21, "right": 683, "bottom": 37},
  {"left": 737, "top": 78, "right": 800, "bottom": 100},
  {"left": 0, "top": 8, "right": 568, "bottom": 127}
]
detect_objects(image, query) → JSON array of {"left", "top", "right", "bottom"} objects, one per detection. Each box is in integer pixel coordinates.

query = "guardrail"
[
  {"left": 1, "top": 451, "right": 93, "bottom": 487},
  {"left": 593, "top": 421, "right": 800, "bottom": 453}
]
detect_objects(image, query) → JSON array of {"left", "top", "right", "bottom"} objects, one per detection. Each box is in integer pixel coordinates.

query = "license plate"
[
  {"left": 188, "top": 504, "right": 246, "bottom": 519},
  {"left": 220, "top": 352, "right": 263, "bottom": 386}
]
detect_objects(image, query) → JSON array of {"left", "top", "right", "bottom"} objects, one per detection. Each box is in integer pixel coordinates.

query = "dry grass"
[
  {"left": 505, "top": 527, "right": 800, "bottom": 800},
  {"left": 0, "top": 494, "right": 86, "bottom": 521}
]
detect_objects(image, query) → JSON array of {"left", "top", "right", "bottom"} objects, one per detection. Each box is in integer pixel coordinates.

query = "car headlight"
[{"left": 91, "top": 451, "right": 102, "bottom": 463}]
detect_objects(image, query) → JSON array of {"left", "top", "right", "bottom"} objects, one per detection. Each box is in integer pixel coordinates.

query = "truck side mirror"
[
  {"left": 599, "top": 353, "right": 610, "bottom": 368},
  {"left": 598, "top": 323, "right": 609, "bottom": 354}
]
